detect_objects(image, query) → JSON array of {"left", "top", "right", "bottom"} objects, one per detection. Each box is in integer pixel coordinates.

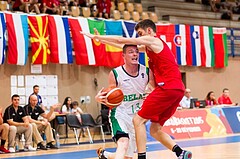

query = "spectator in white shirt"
[{"left": 179, "top": 88, "right": 193, "bottom": 109}]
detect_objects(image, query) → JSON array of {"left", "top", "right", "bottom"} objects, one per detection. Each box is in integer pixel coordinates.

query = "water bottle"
[
  {"left": 42, "top": 133, "right": 46, "bottom": 146},
  {"left": 15, "top": 137, "right": 19, "bottom": 152},
  {"left": 56, "top": 133, "right": 60, "bottom": 149}
]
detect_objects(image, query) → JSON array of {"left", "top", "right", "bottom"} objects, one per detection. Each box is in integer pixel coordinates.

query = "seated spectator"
[
  {"left": 232, "top": 2, "right": 240, "bottom": 14},
  {"left": 91, "top": 4, "right": 98, "bottom": 17},
  {"left": 205, "top": 91, "right": 218, "bottom": 106},
  {"left": 220, "top": 3, "right": 233, "bottom": 20},
  {"left": 97, "top": 0, "right": 111, "bottom": 18},
  {"left": 3, "top": 94, "right": 36, "bottom": 153},
  {"left": 68, "top": 0, "right": 78, "bottom": 7},
  {"left": 79, "top": 0, "right": 87, "bottom": 7},
  {"left": 24, "top": 95, "right": 59, "bottom": 150},
  {"left": 61, "top": 97, "right": 72, "bottom": 114},
  {"left": 218, "top": 88, "right": 237, "bottom": 106},
  {"left": 71, "top": 101, "right": 85, "bottom": 137},
  {"left": 179, "top": 88, "right": 193, "bottom": 109},
  {"left": 71, "top": 101, "right": 83, "bottom": 123},
  {"left": 41, "top": 0, "right": 60, "bottom": 14},
  {"left": 209, "top": 0, "right": 218, "bottom": 12},
  {"left": 0, "top": 108, "right": 10, "bottom": 153},
  {"left": 202, "top": 0, "right": 210, "bottom": 6},
  {"left": 59, "top": 0, "right": 70, "bottom": 15},
  {"left": 221, "top": 10, "right": 232, "bottom": 20},
  {"left": 12, "top": 0, "right": 40, "bottom": 14}
]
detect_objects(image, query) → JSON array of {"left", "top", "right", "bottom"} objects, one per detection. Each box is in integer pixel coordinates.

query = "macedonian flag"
[{"left": 28, "top": 15, "right": 50, "bottom": 64}]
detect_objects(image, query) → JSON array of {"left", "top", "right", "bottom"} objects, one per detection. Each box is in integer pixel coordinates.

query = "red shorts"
[{"left": 138, "top": 87, "right": 184, "bottom": 126}]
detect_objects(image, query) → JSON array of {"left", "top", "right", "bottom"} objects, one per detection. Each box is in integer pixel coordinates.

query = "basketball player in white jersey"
[{"left": 95, "top": 44, "right": 155, "bottom": 159}]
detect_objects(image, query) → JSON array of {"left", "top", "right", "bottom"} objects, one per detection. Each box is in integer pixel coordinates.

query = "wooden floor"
[{"left": 1, "top": 133, "right": 240, "bottom": 159}]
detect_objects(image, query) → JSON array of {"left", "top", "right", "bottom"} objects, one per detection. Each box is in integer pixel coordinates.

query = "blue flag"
[
  {"left": 0, "top": 12, "right": 6, "bottom": 64},
  {"left": 105, "top": 20, "right": 123, "bottom": 35}
]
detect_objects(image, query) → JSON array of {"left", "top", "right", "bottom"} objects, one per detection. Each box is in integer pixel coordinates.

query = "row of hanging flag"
[{"left": 0, "top": 11, "right": 228, "bottom": 68}]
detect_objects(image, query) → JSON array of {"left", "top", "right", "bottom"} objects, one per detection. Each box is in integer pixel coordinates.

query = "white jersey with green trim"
[{"left": 112, "top": 64, "right": 149, "bottom": 115}]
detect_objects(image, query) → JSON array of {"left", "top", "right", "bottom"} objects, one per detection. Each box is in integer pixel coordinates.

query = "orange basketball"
[{"left": 102, "top": 87, "right": 124, "bottom": 108}]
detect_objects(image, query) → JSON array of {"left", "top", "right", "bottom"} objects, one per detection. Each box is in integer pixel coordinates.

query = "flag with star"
[{"left": 28, "top": 15, "right": 50, "bottom": 64}]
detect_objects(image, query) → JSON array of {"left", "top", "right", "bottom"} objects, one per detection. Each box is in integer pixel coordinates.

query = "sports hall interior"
[{"left": 0, "top": 0, "right": 240, "bottom": 159}]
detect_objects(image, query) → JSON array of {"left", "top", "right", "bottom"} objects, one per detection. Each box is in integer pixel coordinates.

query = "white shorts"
[{"left": 109, "top": 110, "right": 136, "bottom": 157}]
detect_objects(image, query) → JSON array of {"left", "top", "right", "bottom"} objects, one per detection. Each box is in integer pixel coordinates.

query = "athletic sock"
[
  {"left": 1, "top": 140, "right": 6, "bottom": 146},
  {"left": 103, "top": 150, "right": 109, "bottom": 158},
  {"left": 138, "top": 152, "right": 146, "bottom": 159},
  {"left": 172, "top": 144, "right": 183, "bottom": 157}
]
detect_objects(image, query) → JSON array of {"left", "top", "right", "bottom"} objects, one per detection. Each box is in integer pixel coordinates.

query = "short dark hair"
[
  {"left": 135, "top": 19, "right": 156, "bottom": 33},
  {"left": 72, "top": 101, "right": 79, "bottom": 106},
  {"left": 123, "top": 44, "right": 137, "bottom": 53},
  {"left": 33, "top": 85, "right": 39, "bottom": 89},
  {"left": 223, "top": 88, "right": 229, "bottom": 92},
  {"left": 12, "top": 94, "right": 20, "bottom": 100}
]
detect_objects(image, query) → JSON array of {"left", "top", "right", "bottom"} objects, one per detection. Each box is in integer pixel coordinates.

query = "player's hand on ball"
[{"left": 95, "top": 87, "right": 108, "bottom": 104}]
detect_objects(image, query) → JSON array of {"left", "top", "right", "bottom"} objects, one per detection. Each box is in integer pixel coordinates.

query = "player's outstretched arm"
[
  {"left": 93, "top": 28, "right": 124, "bottom": 49},
  {"left": 81, "top": 31, "right": 162, "bottom": 53}
]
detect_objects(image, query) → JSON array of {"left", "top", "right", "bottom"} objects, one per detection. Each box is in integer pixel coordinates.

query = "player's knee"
[
  {"left": 117, "top": 137, "right": 129, "bottom": 150},
  {"left": 150, "top": 123, "right": 162, "bottom": 137},
  {"left": 133, "top": 115, "right": 142, "bottom": 127}
]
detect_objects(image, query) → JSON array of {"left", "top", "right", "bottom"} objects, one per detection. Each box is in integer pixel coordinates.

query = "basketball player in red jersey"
[{"left": 81, "top": 19, "right": 192, "bottom": 159}]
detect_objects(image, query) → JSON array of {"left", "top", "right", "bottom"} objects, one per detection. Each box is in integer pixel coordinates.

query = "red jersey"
[
  {"left": 218, "top": 95, "right": 232, "bottom": 104},
  {"left": 13, "top": 0, "right": 29, "bottom": 8},
  {"left": 42, "top": 0, "right": 58, "bottom": 8},
  {"left": 97, "top": 0, "right": 111, "bottom": 14},
  {"left": 146, "top": 37, "right": 185, "bottom": 91}
]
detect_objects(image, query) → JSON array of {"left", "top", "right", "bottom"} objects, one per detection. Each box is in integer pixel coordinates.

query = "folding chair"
[
  {"left": 132, "top": 11, "right": 140, "bottom": 22},
  {"left": 113, "top": 10, "right": 121, "bottom": 20},
  {"left": 149, "top": 12, "right": 158, "bottom": 23},
  {"left": 0, "top": 1, "right": 7, "bottom": 11},
  {"left": 141, "top": 11, "right": 149, "bottom": 20},
  {"left": 66, "top": 114, "right": 92, "bottom": 144},
  {"left": 126, "top": 3, "right": 134, "bottom": 13},
  {"left": 71, "top": 6, "right": 80, "bottom": 17},
  {"left": 81, "top": 114, "right": 105, "bottom": 143},
  {"left": 82, "top": 7, "right": 91, "bottom": 17},
  {"left": 135, "top": 3, "right": 143, "bottom": 14},
  {"left": 117, "top": 2, "right": 125, "bottom": 12},
  {"left": 123, "top": 10, "right": 131, "bottom": 20}
]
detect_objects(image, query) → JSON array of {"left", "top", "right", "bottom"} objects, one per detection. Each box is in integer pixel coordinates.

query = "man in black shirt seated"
[
  {"left": 24, "top": 95, "right": 59, "bottom": 150},
  {"left": 3, "top": 94, "right": 36, "bottom": 153}
]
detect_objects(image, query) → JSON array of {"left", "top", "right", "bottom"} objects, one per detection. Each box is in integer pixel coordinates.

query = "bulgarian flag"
[
  {"left": 28, "top": 15, "right": 50, "bottom": 64},
  {"left": 199, "top": 26, "right": 214, "bottom": 67},
  {"left": 213, "top": 27, "right": 228, "bottom": 68}
]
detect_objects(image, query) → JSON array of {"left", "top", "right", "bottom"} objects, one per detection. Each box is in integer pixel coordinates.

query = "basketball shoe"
[
  {"left": 97, "top": 147, "right": 107, "bottom": 159},
  {"left": 178, "top": 150, "right": 192, "bottom": 159}
]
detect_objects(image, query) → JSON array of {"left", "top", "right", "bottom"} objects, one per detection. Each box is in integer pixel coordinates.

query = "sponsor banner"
[
  {"left": 162, "top": 109, "right": 211, "bottom": 139},
  {"left": 146, "top": 108, "right": 233, "bottom": 141},
  {"left": 222, "top": 106, "right": 240, "bottom": 133},
  {"left": 209, "top": 107, "right": 233, "bottom": 134}
]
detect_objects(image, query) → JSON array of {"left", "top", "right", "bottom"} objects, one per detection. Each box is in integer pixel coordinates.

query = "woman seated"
[{"left": 205, "top": 91, "right": 218, "bottom": 107}]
